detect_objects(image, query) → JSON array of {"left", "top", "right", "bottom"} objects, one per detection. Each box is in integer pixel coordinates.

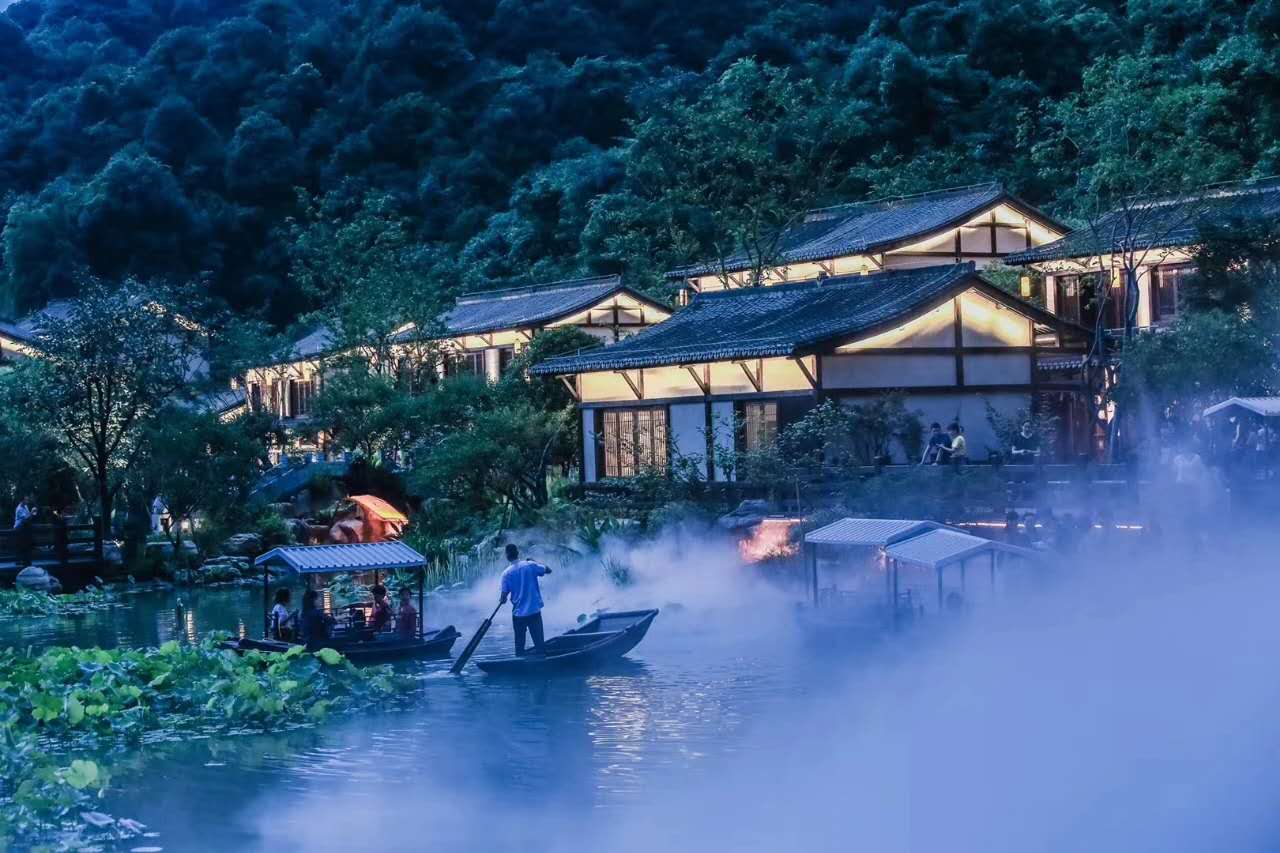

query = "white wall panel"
[
  {"left": 823, "top": 353, "right": 956, "bottom": 388},
  {"left": 670, "top": 402, "right": 708, "bottom": 477}
]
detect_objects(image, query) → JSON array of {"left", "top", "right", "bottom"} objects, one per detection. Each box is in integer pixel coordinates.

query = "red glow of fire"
[{"left": 739, "top": 518, "right": 802, "bottom": 563}]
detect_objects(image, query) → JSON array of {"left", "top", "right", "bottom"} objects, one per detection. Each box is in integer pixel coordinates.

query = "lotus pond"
[{"left": 0, "top": 577, "right": 861, "bottom": 852}]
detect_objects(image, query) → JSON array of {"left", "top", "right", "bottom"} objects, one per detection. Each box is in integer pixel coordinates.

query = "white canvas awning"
[
  {"left": 1203, "top": 397, "right": 1280, "bottom": 419},
  {"left": 804, "top": 518, "right": 943, "bottom": 547}
]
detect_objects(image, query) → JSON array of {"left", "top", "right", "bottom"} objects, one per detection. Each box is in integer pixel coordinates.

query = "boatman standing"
[{"left": 499, "top": 543, "right": 552, "bottom": 656}]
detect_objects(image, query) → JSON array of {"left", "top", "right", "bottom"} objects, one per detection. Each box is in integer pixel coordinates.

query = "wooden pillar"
[
  {"left": 262, "top": 562, "right": 270, "bottom": 639},
  {"left": 418, "top": 567, "right": 425, "bottom": 640},
  {"left": 808, "top": 544, "right": 819, "bottom": 607}
]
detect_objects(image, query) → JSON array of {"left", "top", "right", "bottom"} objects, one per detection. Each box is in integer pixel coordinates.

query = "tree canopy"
[{"left": 2, "top": 0, "right": 1276, "bottom": 323}]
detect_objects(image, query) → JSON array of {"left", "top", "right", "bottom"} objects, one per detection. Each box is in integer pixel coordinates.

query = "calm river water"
[{"left": 0, "top": 571, "right": 861, "bottom": 852}]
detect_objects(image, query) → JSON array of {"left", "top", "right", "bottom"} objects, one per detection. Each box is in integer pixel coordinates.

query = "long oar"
[{"left": 450, "top": 602, "right": 504, "bottom": 674}]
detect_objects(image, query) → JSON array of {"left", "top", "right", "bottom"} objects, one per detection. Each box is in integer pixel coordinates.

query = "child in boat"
[
  {"left": 369, "top": 584, "right": 393, "bottom": 632},
  {"left": 270, "top": 588, "right": 295, "bottom": 641},
  {"left": 397, "top": 587, "right": 418, "bottom": 639},
  {"left": 301, "top": 589, "right": 335, "bottom": 651}
]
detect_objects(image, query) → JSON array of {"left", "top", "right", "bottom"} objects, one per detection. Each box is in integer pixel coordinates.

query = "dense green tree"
[
  {"left": 135, "top": 407, "right": 273, "bottom": 560},
  {"left": 10, "top": 279, "right": 202, "bottom": 530}
]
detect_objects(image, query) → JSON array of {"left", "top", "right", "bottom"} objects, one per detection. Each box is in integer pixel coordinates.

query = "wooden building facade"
[
  {"left": 534, "top": 264, "right": 1093, "bottom": 483},
  {"left": 667, "top": 183, "right": 1068, "bottom": 299},
  {"left": 1006, "top": 178, "right": 1280, "bottom": 331},
  {"left": 241, "top": 274, "right": 671, "bottom": 423}
]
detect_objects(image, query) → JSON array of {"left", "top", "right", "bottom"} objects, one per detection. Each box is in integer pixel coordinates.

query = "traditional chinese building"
[
  {"left": 1005, "top": 178, "right": 1280, "bottom": 331},
  {"left": 533, "top": 264, "right": 1092, "bottom": 482},
  {"left": 241, "top": 274, "right": 671, "bottom": 422},
  {"left": 667, "top": 183, "right": 1068, "bottom": 299}
]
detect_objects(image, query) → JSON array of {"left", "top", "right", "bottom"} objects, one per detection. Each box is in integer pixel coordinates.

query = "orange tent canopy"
[{"left": 347, "top": 494, "right": 409, "bottom": 525}]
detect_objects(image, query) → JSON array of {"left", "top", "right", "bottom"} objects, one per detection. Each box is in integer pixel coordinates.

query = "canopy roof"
[
  {"left": 1006, "top": 177, "right": 1280, "bottom": 265},
  {"left": 255, "top": 541, "right": 427, "bottom": 574},
  {"left": 347, "top": 494, "right": 408, "bottom": 524},
  {"left": 804, "top": 518, "right": 943, "bottom": 547},
  {"left": 666, "top": 183, "right": 1064, "bottom": 279},
  {"left": 885, "top": 528, "right": 1037, "bottom": 570},
  {"left": 1202, "top": 397, "right": 1280, "bottom": 418}
]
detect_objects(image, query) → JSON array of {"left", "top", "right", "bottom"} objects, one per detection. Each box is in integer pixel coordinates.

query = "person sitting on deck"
[
  {"left": 499, "top": 544, "right": 552, "bottom": 656},
  {"left": 1011, "top": 422, "right": 1042, "bottom": 463},
  {"left": 396, "top": 587, "right": 418, "bottom": 639},
  {"left": 944, "top": 423, "right": 968, "bottom": 466},
  {"left": 921, "top": 423, "right": 948, "bottom": 465},
  {"left": 270, "top": 588, "right": 296, "bottom": 641},
  {"left": 369, "top": 584, "right": 393, "bottom": 632},
  {"left": 301, "top": 589, "right": 335, "bottom": 651}
]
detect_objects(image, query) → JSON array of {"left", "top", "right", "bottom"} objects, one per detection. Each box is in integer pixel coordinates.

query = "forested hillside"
[{"left": 1, "top": 0, "right": 1277, "bottom": 323}]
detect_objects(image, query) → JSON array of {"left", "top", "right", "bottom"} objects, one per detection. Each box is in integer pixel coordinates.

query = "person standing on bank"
[{"left": 499, "top": 544, "right": 552, "bottom": 656}]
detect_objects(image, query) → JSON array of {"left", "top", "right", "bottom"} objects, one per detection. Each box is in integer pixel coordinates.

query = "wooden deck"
[{"left": 0, "top": 519, "right": 106, "bottom": 591}]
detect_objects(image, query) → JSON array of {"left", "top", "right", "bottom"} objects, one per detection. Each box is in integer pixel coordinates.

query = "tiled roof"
[
  {"left": 255, "top": 541, "right": 427, "bottom": 574},
  {"left": 532, "top": 264, "right": 980, "bottom": 374},
  {"left": 290, "top": 325, "right": 338, "bottom": 359},
  {"left": 666, "top": 183, "right": 1062, "bottom": 279},
  {"left": 191, "top": 387, "right": 248, "bottom": 417},
  {"left": 1006, "top": 178, "right": 1280, "bottom": 265},
  {"left": 440, "top": 274, "right": 661, "bottom": 336},
  {"left": 0, "top": 300, "right": 76, "bottom": 344}
]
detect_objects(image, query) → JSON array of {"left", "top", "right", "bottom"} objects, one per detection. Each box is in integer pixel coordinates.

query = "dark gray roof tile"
[
  {"left": 1007, "top": 178, "right": 1280, "bottom": 265},
  {"left": 533, "top": 264, "right": 981, "bottom": 374},
  {"left": 667, "top": 184, "right": 1062, "bottom": 279}
]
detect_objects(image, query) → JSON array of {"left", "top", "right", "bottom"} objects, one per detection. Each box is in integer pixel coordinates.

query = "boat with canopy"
[{"left": 223, "top": 541, "right": 461, "bottom": 663}]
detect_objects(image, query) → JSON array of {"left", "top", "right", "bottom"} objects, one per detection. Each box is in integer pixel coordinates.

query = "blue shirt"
[{"left": 501, "top": 559, "right": 548, "bottom": 617}]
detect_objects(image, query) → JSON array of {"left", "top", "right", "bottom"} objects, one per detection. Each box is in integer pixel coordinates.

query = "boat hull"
[
  {"left": 224, "top": 625, "right": 461, "bottom": 664},
  {"left": 476, "top": 609, "right": 658, "bottom": 676}
]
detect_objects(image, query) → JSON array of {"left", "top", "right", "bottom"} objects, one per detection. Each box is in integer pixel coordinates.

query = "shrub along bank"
[{"left": 0, "top": 638, "right": 414, "bottom": 846}]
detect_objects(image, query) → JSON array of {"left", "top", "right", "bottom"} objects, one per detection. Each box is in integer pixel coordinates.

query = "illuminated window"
[
  {"left": 602, "top": 407, "right": 668, "bottom": 478},
  {"left": 1151, "top": 263, "right": 1193, "bottom": 324},
  {"left": 445, "top": 350, "right": 486, "bottom": 378},
  {"left": 497, "top": 346, "right": 516, "bottom": 374},
  {"left": 740, "top": 401, "right": 778, "bottom": 451}
]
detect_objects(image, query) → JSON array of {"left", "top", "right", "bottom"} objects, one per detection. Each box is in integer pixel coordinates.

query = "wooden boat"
[
  {"left": 476, "top": 609, "right": 658, "bottom": 675},
  {"left": 227, "top": 541, "right": 462, "bottom": 665},
  {"left": 224, "top": 625, "right": 461, "bottom": 664}
]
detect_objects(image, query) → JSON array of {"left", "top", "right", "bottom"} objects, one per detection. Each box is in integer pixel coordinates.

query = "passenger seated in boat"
[
  {"left": 396, "top": 587, "right": 418, "bottom": 639},
  {"left": 301, "top": 589, "right": 335, "bottom": 651},
  {"left": 270, "top": 588, "right": 296, "bottom": 641},
  {"left": 369, "top": 584, "right": 393, "bottom": 633}
]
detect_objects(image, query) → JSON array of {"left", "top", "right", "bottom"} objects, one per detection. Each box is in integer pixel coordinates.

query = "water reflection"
[{"left": 0, "top": 587, "right": 845, "bottom": 852}]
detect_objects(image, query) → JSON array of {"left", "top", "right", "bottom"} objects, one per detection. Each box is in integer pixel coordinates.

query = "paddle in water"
[{"left": 450, "top": 601, "right": 504, "bottom": 674}]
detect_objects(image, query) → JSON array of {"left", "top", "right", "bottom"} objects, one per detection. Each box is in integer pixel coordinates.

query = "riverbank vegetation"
[{"left": 0, "top": 638, "right": 413, "bottom": 843}]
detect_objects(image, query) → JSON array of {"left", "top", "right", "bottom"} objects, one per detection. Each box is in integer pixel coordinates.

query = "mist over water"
[{"left": 94, "top": 521, "right": 1280, "bottom": 852}]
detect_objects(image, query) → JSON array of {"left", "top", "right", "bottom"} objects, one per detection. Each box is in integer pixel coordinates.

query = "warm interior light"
[{"left": 1020, "top": 276, "right": 1032, "bottom": 298}]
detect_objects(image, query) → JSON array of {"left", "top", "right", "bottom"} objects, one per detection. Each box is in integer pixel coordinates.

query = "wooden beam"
[
  {"left": 684, "top": 365, "right": 710, "bottom": 395},
  {"left": 953, "top": 299, "right": 965, "bottom": 387},
  {"left": 558, "top": 375, "right": 580, "bottom": 401},
  {"left": 735, "top": 359, "right": 763, "bottom": 393},
  {"left": 793, "top": 356, "right": 818, "bottom": 388},
  {"left": 617, "top": 369, "right": 643, "bottom": 400}
]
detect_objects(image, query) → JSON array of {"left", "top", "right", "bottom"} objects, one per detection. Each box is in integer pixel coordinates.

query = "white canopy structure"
[
  {"left": 803, "top": 518, "right": 943, "bottom": 548},
  {"left": 1202, "top": 397, "right": 1280, "bottom": 419},
  {"left": 802, "top": 517, "right": 1041, "bottom": 620}
]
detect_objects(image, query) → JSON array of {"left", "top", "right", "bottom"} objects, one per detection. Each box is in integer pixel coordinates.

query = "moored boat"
[{"left": 475, "top": 609, "right": 658, "bottom": 675}]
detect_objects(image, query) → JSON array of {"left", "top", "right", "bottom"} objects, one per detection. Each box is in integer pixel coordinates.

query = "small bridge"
[{"left": 0, "top": 519, "right": 106, "bottom": 592}]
